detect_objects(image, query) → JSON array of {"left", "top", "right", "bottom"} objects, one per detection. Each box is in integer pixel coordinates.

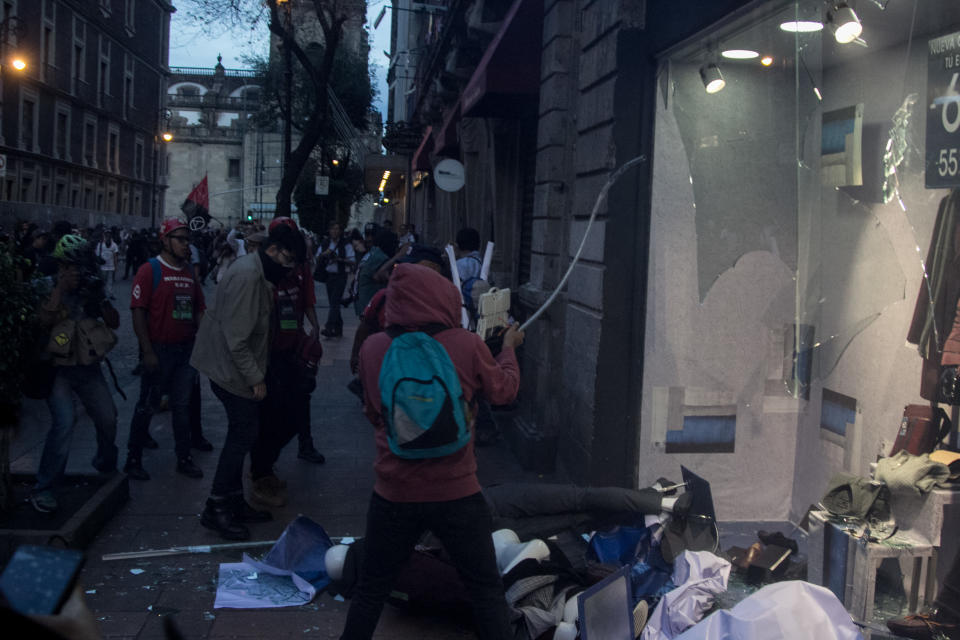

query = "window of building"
[
  {"left": 134, "top": 136, "right": 144, "bottom": 179},
  {"left": 72, "top": 17, "right": 86, "bottom": 94},
  {"left": 83, "top": 115, "right": 97, "bottom": 167},
  {"left": 41, "top": 0, "right": 55, "bottom": 82},
  {"left": 55, "top": 182, "right": 65, "bottom": 205},
  {"left": 124, "top": 0, "right": 135, "bottom": 33},
  {"left": 3, "top": 1, "right": 18, "bottom": 47},
  {"left": 98, "top": 37, "right": 111, "bottom": 106},
  {"left": 228, "top": 158, "right": 241, "bottom": 179},
  {"left": 19, "top": 92, "right": 37, "bottom": 152},
  {"left": 107, "top": 123, "right": 119, "bottom": 173},
  {"left": 99, "top": 0, "right": 111, "bottom": 17},
  {"left": 123, "top": 54, "right": 134, "bottom": 117},
  {"left": 55, "top": 106, "right": 71, "bottom": 160},
  {"left": 640, "top": 1, "right": 960, "bottom": 520}
]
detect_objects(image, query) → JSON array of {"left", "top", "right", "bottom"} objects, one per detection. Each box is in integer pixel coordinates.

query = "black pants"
[
  {"left": 340, "top": 491, "right": 512, "bottom": 640},
  {"left": 209, "top": 381, "right": 261, "bottom": 498},
  {"left": 127, "top": 342, "right": 196, "bottom": 460},
  {"left": 249, "top": 354, "right": 314, "bottom": 479},
  {"left": 937, "top": 549, "right": 960, "bottom": 617},
  {"left": 324, "top": 272, "right": 347, "bottom": 333},
  {"left": 484, "top": 483, "right": 663, "bottom": 540}
]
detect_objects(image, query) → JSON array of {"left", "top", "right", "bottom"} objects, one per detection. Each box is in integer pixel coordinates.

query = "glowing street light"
[
  {"left": 10, "top": 57, "right": 25, "bottom": 71},
  {"left": 161, "top": 132, "right": 173, "bottom": 142}
]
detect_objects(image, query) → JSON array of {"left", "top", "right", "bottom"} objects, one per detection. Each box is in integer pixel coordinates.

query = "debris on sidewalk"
[{"left": 214, "top": 516, "right": 334, "bottom": 609}]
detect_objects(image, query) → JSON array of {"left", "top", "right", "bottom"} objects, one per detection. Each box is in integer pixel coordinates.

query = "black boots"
[
  {"left": 201, "top": 497, "right": 250, "bottom": 540},
  {"left": 201, "top": 495, "right": 272, "bottom": 540}
]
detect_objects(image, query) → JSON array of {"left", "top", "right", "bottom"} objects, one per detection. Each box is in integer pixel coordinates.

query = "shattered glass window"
[{"left": 641, "top": 0, "right": 960, "bottom": 523}]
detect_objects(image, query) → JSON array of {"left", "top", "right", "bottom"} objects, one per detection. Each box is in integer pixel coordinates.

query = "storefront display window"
[{"left": 642, "top": 0, "right": 960, "bottom": 521}]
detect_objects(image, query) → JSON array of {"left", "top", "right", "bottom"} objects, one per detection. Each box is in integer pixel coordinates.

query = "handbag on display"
[
  {"left": 939, "top": 365, "right": 960, "bottom": 405},
  {"left": 889, "top": 404, "right": 952, "bottom": 457}
]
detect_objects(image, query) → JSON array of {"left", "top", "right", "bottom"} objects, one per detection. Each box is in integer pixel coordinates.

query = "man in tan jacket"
[{"left": 190, "top": 223, "right": 305, "bottom": 540}]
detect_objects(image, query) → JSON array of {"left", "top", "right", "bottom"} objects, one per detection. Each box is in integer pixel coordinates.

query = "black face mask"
[{"left": 259, "top": 246, "right": 292, "bottom": 285}]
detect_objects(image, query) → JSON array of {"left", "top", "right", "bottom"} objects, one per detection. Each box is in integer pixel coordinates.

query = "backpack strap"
[
  {"left": 936, "top": 407, "right": 953, "bottom": 446},
  {"left": 148, "top": 257, "right": 161, "bottom": 290}
]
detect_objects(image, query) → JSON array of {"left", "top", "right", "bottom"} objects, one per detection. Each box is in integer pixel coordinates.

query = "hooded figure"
[{"left": 341, "top": 263, "right": 525, "bottom": 640}]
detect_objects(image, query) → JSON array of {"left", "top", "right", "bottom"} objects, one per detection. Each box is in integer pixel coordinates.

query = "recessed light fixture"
[
  {"left": 761, "top": 56, "right": 774, "bottom": 66},
  {"left": 721, "top": 49, "right": 759, "bottom": 60},
  {"left": 700, "top": 63, "right": 725, "bottom": 94},
  {"left": 828, "top": 3, "right": 862, "bottom": 44},
  {"left": 779, "top": 20, "right": 824, "bottom": 33}
]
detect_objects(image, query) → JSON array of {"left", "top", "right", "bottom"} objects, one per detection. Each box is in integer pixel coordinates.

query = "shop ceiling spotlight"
[
  {"left": 828, "top": 3, "right": 862, "bottom": 44},
  {"left": 779, "top": 20, "right": 824, "bottom": 32},
  {"left": 699, "top": 63, "right": 725, "bottom": 94},
  {"left": 721, "top": 49, "right": 759, "bottom": 60}
]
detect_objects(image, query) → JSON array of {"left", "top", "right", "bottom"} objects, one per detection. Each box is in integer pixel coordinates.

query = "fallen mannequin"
[{"left": 324, "top": 480, "right": 698, "bottom": 640}]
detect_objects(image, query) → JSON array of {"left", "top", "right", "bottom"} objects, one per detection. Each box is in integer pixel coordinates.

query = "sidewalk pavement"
[{"left": 10, "top": 276, "right": 563, "bottom": 639}]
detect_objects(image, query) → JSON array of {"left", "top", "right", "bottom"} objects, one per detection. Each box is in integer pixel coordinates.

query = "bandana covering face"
[{"left": 260, "top": 247, "right": 293, "bottom": 285}]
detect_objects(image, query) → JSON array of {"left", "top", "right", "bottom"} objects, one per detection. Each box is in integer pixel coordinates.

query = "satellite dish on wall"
[{"left": 434, "top": 158, "right": 465, "bottom": 192}]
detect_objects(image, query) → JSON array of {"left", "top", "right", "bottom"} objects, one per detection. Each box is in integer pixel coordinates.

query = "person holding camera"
[
  {"left": 30, "top": 235, "right": 120, "bottom": 514},
  {"left": 123, "top": 218, "right": 206, "bottom": 482},
  {"left": 316, "top": 221, "right": 355, "bottom": 338}
]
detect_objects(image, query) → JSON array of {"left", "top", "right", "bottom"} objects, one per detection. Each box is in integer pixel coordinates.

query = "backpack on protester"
[{"left": 378, "top": 326, "right": 472, "bottom": 459}]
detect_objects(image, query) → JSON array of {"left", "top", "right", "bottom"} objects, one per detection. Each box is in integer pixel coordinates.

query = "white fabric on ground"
[
  {"left": 641, "top": 550, "right": 731, "bottom": 639},
  {"left": 673, "top": 581, "right": 862, "bottom": 640}
]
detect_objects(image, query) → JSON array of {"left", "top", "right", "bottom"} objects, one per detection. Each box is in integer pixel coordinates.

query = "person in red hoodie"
[{"left": 340, "top": 263, "right": 524, "bottom": 640}]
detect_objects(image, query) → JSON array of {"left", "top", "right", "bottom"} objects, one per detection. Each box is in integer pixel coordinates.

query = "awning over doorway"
[
  {"left": 434, "top": 102, "right": 462, "bottom": 156},
  {"left": 411, "top": 126, "right": 434, "bottom": 172},
  {"left": 461, "top": 0, "right": 543, "bottom": 118}
]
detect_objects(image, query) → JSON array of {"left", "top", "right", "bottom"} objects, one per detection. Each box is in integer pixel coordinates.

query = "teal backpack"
[{"left": 379, "top": 327, "right": 471, "bottom": 459}]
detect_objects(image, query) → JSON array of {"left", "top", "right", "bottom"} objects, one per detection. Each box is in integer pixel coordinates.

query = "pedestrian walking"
[
  {"left": 316, "top": 221, "right": 355, "bottom": 338},
  {"left": 190, "top": 223, "right": 305, "bottom": 540},
  {"left": 123, "top": 218, "right": 206, "bottom": 481},
  {"left": 95, "top": 230, "right": 119, "bottom": 299}
]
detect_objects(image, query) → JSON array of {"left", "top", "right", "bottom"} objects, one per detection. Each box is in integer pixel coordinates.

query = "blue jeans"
[
  {"left": 210, "top": 381, "right": 261, "bottom": 498},
  {"left": 127, "top": 342, "right": 197, "bottom": 460},
  {"left": 36, "top": 364, "right": 118, "bottom": 493},
  {"left": 340, "top": 492, "right": 512, "bottom": 640}
]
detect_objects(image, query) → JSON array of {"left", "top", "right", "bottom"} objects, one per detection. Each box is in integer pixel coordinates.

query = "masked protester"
[{"left": 190, "top": 223, "right": 306, "bottom": 540}]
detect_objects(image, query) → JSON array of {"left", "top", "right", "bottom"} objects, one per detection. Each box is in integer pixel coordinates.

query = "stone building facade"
[
  {"left": 0, "top": 0, "right": 173, "bottom": 229},
  {"left": 386, "top": 0, "right": 762, "bottom": 496},
  {"left": 163, "top": 59, "right": 264, "bottom": 226}
]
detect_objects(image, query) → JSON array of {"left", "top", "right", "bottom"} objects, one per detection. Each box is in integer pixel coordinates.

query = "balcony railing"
[
  {"left": 166, "top": 94, "right": 260, "bottom": 109},
  {"left": 169, "top": 66, "right": 260, "bottom": 79}
]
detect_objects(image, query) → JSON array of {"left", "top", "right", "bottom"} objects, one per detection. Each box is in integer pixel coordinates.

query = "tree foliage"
[{"left": 177, "top": 0, "right": 372, "bottom": 217}]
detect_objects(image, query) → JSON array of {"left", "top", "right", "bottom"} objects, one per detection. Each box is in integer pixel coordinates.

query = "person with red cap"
[
  {"left": 124, "top": 217, "right": 206, "bottom": 481},
  {"left": 248, "top": 217, "right": 325, "bottom": 508}
]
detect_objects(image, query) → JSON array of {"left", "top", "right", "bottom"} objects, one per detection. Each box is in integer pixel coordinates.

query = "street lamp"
[
  {"left": 0, "top": 17, "right": 27, "bottom": 147},
  {"left": 150, "top": 109, "right": 174, "bottom": 226}
]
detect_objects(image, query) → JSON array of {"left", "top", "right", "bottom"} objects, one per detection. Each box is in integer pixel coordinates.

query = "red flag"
[{"left": 181, "top": 175, "right": 210, "bottom": 229}]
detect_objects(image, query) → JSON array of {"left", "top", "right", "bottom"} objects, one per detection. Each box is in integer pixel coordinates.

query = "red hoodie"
[{"left": 358, "top": 263, "right": 520, "bottom": 502}]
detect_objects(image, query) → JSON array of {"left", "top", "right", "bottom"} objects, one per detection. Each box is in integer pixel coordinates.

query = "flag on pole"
[{"left": 181, "top": 175, "right": 210, "bottom": 230}]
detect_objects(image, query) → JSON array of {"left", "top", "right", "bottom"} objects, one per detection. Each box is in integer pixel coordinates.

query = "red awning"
[
  {"left": 461, "top": 0, "right": 543, "bottom": 118},
  {"left": 434, "top": 102, "right": 462, "bottom": 156},
  {"left": 411, "top": 125, "right": 434, "bottom": 171}
]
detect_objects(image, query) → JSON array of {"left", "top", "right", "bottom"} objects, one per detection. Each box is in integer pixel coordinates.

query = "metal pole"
[
  {"left": 150, "top": 136, "right": 158, "bottom": 227},
  {"left": 283, "top": 7, "right": 292, "bottom": 187}
]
